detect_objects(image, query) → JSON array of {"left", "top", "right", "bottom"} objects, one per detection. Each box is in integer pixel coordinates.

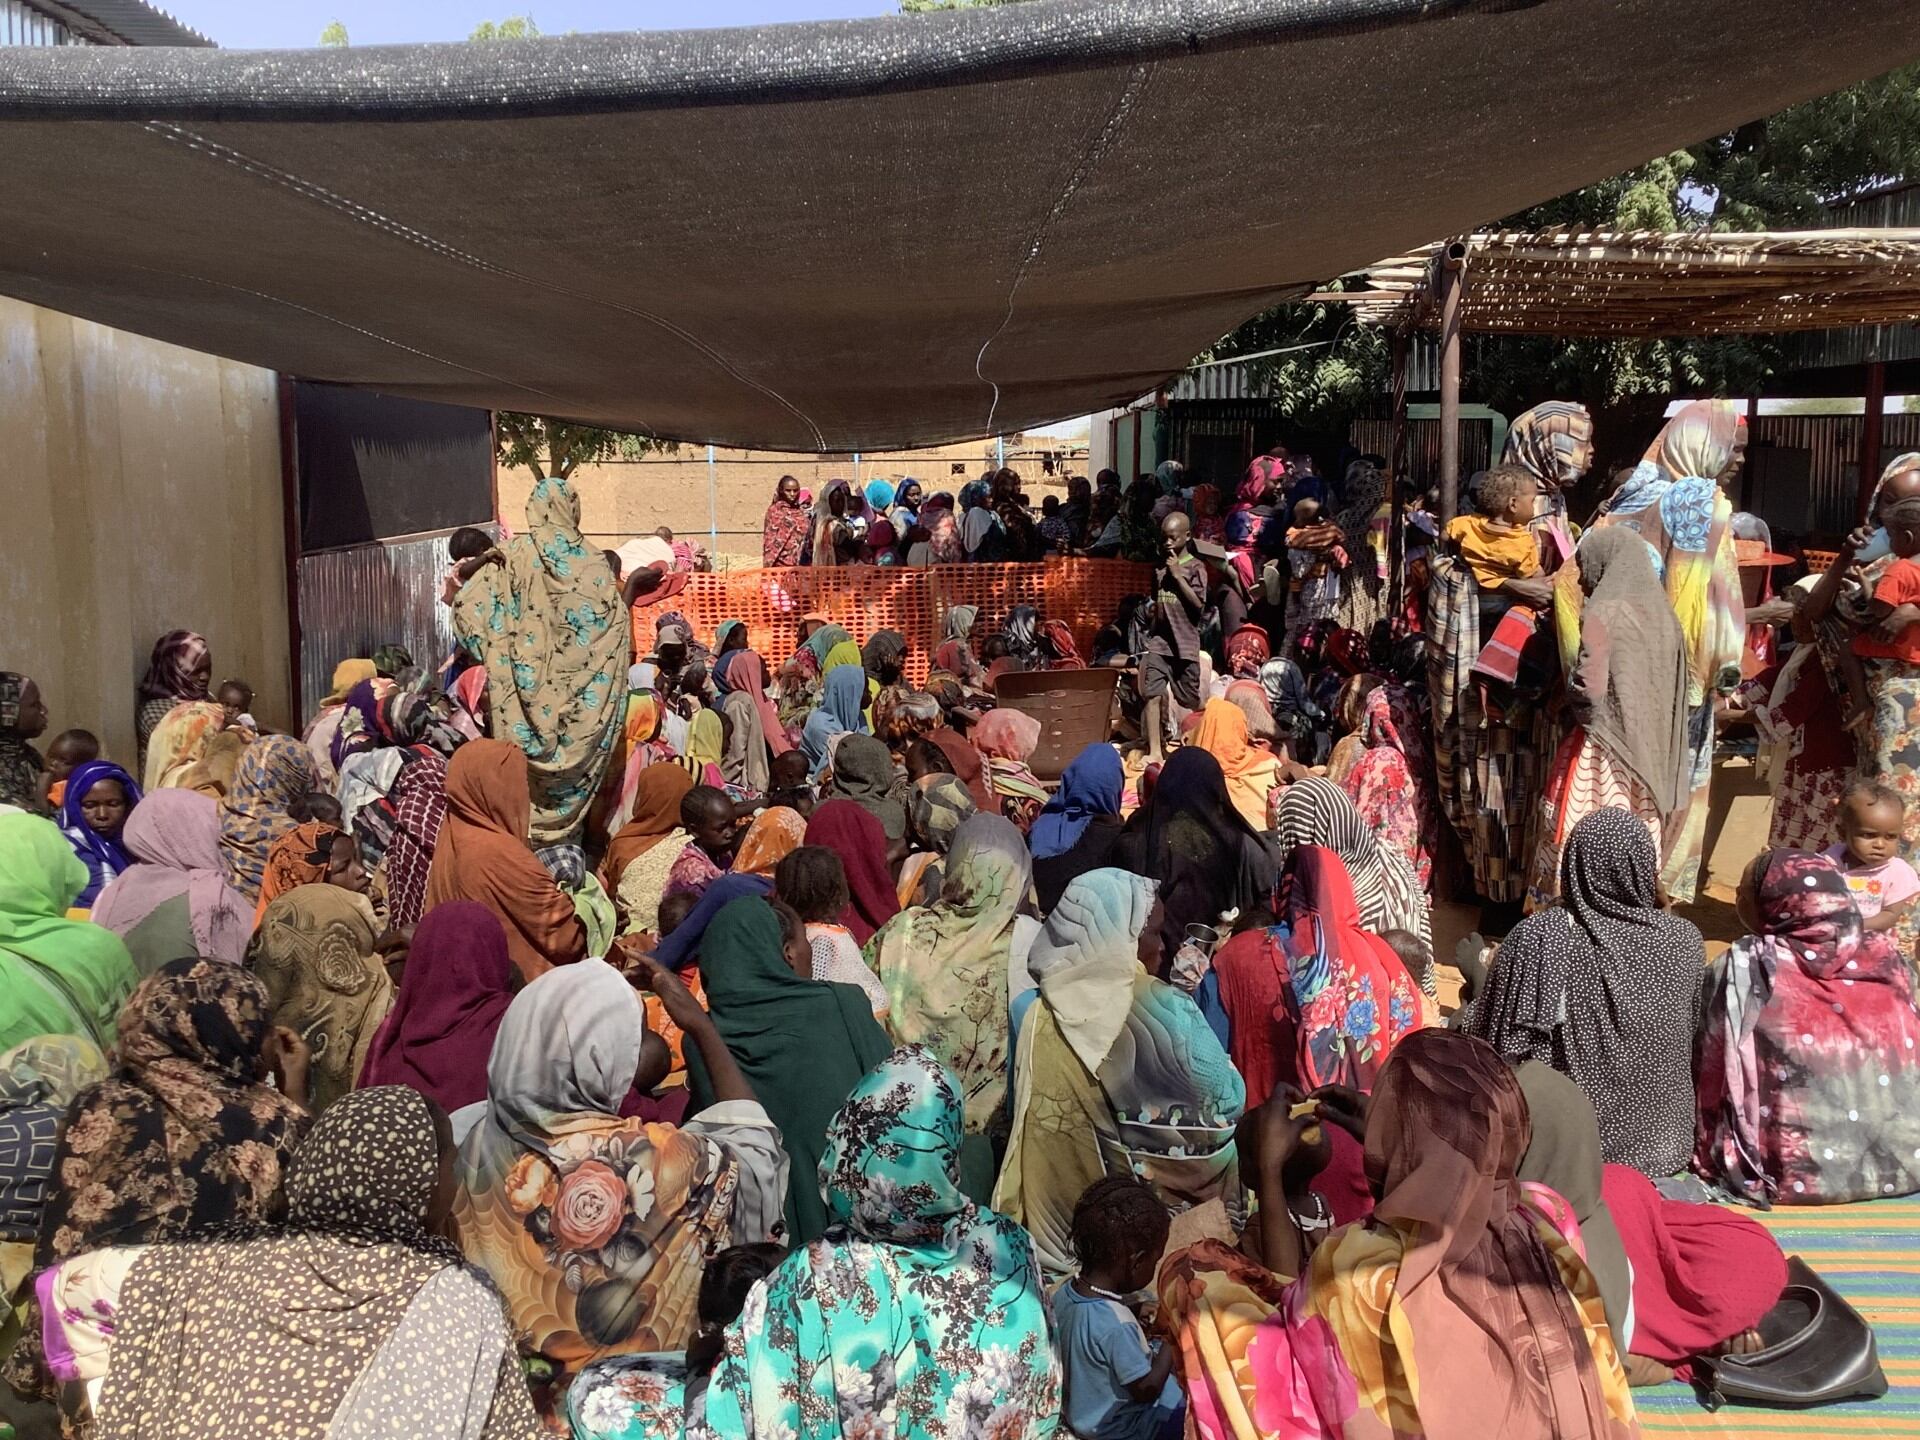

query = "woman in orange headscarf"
[
  {"left": 1190, "top": 698, "right": 1281, "bottom": 831},
  {"left": 424, "top": 739, "right": 586, "bottom": 982}
]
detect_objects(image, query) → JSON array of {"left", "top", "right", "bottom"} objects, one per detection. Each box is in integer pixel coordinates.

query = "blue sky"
[{"left": 163, "top": 0, "right": 899, "bottom": 50}]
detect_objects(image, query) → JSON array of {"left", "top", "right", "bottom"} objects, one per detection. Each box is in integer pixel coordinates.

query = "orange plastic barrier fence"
[{"left": 634, "top": 560, "right": 1154, "bottom": 683}]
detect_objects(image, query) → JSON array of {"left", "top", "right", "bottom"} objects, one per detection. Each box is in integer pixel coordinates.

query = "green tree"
[
  {"left": 1208, "top": 63, "right": 1920, "bottom": 459},
  {"left": 318, "top": 19, "right": 349, "bottom": 45},
  {"left": 494, "top": 415, "right": 675, "bottom": 481},
  {"left": 469, "top": 15, "right": 539, "bottom": 40}
]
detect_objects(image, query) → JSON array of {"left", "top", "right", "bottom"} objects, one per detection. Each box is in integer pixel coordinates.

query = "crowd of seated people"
[{"left": 4, "top": 432, "right": 1920, "bottom": 1438}]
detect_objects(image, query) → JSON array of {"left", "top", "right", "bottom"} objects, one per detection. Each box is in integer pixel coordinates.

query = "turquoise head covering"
[
  {"left": 703, "top": 1045, "right": 1060, "bottom": 1438},
  {"left": 863, "top": 479, "right": 896, "bottom": 512}
]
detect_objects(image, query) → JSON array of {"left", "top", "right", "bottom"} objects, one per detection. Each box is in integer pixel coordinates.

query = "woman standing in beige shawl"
[{"left": 453, "top": 474, "right": 627, "bottom": 847}]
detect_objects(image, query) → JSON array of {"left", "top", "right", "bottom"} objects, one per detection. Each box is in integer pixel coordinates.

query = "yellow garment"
[
  {"left": 1444, "top": 514, "right": 1540, "bottom": 590},
  {"left": 324, "top": 658, "right": 377, "bottom": 706},
  {"left": 1189, "top": 699, "right": 1281, "bottom": 832},
  {"left": 686, "top": 708, "right": 725, "bottom": 768},
  {"left": 142, "top": 701, "right": 228, "bottom": 791}
]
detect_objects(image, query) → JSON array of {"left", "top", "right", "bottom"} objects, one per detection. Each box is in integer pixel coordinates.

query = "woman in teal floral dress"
[{"left": 707, "top": 1047, "right": 1059, "bottom": 1440}]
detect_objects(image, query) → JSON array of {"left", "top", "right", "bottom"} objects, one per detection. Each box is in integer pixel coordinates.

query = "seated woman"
[
  {"left": 139, "top": 698, "right": 227, "bottom": 792},
  {"left": 1190, "top": 698, "right": 1281, "bottom": 832},
  {"left": 702, "top": 1047, "right": 1060, "bottom": 1440},
  {"left": 869, "top": 814, "right": 1036, "bottom": 1202},
  {"left": 0, "top": 1035, "right": 106, "bottom": 1310},
  {"left": 971, "top": 708, "right": 1049, "bottom": 833},
  {"left": 715, "top": 648, "right": 786, "bottom": 794},
  {"left": 1467, "top": 807, "right": 1706, "bottom": 1180},
  {"left": 1697, "top": 847, "right": 1920, "bottom": 1203},
  {"left": 425, "top": 738, "right": 587, "bottom": 982},
  {"left": 85, "top": 791, "right": 246, "bottom": 979},
  {"left": 250, "top": 884, "right": 393, "bottom": 1113},
  {"left": 822, "top": 733, "right": 907, "bottom": 844},
  {"left": 997, "top": 869, "right": 1245, "bottom": 1277},
  {"left": 687, "top": 896, "right": 893, "bottom": 1244},
  {"left": 360, "top": 901, "right": 516, "bottom": 1115},
  {"left": 1111, "top": 748, "right": 1275, "bottom": 961},
  {"left": 2, "top": 958, "right": 309, "bottom": 1411},
  {"left": 603, "top": 761, "right": 697, "bottom": 933},
  {"left": 1029, "top": 742, "right": 1125, "bottom": 914},
  {"left": 1515, "top": 1058, "right": 1788, "bottom": 1387},
  {"left": 802, "top": 801, "right": 901, "bottom": 944},
  {"left": 1160, "top": 1029, "right": 1638, "bottom": 1440},
  {"left": 55, "top": 761, "right": 141, "bottom": 910},
  {"left": 1273, "top": 777, "right": 1430, "bottom": 956},
  {"left": 44, "top": 1086, "right": 539, "bottom": 1438},
  {"left": 895, "top": 770, "right": 976, "bottom": 908},
  {"left": 0, "top": 814, "right": 137, "bottom": 1052},
  {"left": 454, "top": 955, "right": 787, "bottom": 1422},
  {"left": 216, "top": 734, "right": 319, "bottom": 902}
]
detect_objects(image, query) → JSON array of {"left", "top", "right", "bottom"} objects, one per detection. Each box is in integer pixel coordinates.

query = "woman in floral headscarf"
[
  {"left": 998, "top": 869, "right": 1244, "bottom": 1276},
  {"left": 134, "top": 630, "right": 212, "bottom": 777},
  {"left": 1571, "top": 400, "right": 1746, "bottom": 902},
  {"left": 702, "top": 1047, "right": 1060, "bottom": 1440},
  {"left": 1697, "top": 848, "right": 1920, "bottom": 1204},
  {"left": 454, "top": 957, "right": 788, "bottom": 1421},
  {"left": 1159, "top": 1029, "right": 1638, "bottom": 1440},
  {"left": 869, "top": 815, "right": 1034, "bottom": 1201},
  {"left": 1, "top": 957, "right": 309, "bottom": 1412}
]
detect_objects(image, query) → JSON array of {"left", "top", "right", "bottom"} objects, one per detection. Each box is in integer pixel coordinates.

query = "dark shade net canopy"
[{"left": 3, "top": 0, "right": 1918, "bottom": 451}]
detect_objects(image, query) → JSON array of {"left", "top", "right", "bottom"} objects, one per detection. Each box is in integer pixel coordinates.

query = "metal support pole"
[
  {"left": 1386, "top": 326, "right": 1411, "bottom": 628},
  {"left": 706, "top": 444, "right": 718, "bottom": 544},
  {"left": 1437, "top": 241, "right": 1467, "bottom": 527},
  {"left": 1861, "top": 358, "right": 1887, "bottom": 522},
  {"left": 996, "top": 435, "right": 1006, "bottom": 469}
]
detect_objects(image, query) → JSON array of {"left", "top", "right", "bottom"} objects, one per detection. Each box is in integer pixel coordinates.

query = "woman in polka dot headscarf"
[
  {"left": 1698, "top": 846, "right": 1920, "bottom": 1204},
  {"left": 44, "top": 1085, "right": 540, "bottom": 1436}
]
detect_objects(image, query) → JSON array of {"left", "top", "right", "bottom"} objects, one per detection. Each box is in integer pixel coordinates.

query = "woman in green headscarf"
[
  {"left": 452, "top": 473, "right": 627, "bottom": 847},
  {"left": 868, "top": 813, "right": 1033, "bottom": 1201},
  {"left": 0, "top": 814, "right": 137, "bottom": 1051},
  {"left": 686, "top": 896, "right": 893, "bottom": 1243}
]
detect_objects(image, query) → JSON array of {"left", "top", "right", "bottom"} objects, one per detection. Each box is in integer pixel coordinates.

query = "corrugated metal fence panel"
[
  {"left": 296, "top": 532, "right": 471, "bottom": 715},
  {"left": 3, "top": 0, "right": 74, "bottom": 44},
  {"left": 1751, "top": 412, "right": 1920, "bottom": 534},
  {"left": 1348, "top": 416, "right": 1492, "bottom": 490}
]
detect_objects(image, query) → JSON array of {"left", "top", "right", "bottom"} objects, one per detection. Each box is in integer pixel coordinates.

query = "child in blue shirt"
[{"left": 1049, "top": 1175, "right": 1184, "bottom": 1440}]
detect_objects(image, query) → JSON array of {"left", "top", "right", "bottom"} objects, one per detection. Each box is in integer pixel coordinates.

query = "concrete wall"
[
  {"left": 1, "top": 297, "right": 290, "bottom": 765},
  {"left": 499, "top": 435, "right": 1088, "bottom": 567}
]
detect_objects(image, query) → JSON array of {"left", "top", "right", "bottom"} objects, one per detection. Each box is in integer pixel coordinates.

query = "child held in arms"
[{"left": 1825, "top": 781, "right": 1920, "bottom": 935}]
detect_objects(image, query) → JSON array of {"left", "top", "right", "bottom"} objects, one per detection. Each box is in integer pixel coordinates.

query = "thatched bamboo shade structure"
[{"left": 1312, "top": 229, "right": 1920, "bottom": 338}]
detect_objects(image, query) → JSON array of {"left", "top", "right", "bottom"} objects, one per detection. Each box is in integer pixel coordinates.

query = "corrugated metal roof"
[{"left": 11, "top": 0, "right": 211, "bottom": 47}]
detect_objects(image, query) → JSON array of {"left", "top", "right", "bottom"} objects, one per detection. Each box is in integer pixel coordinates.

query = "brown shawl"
[
  {"left": 425, "top": 739, "right": 586, "bottom": 983},
  {"left": 600, "top": 761, "right": 697, "bottom": 891}
]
